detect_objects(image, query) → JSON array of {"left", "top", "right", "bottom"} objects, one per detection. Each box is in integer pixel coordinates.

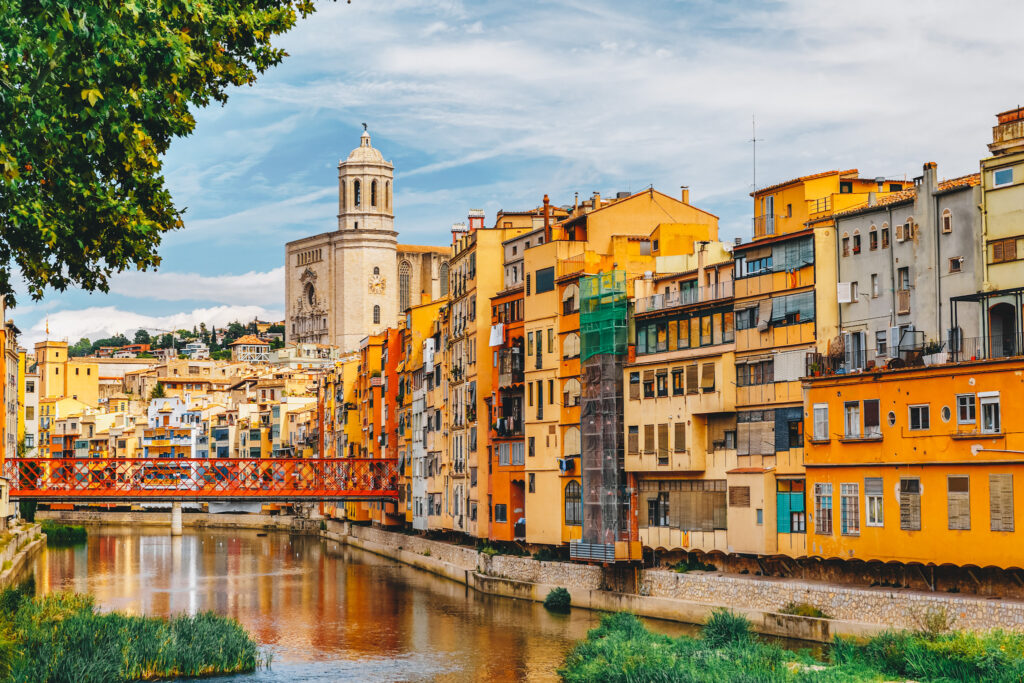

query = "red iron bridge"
[{"left": 3, "top": 457, "right": 400, "bottom": 502}]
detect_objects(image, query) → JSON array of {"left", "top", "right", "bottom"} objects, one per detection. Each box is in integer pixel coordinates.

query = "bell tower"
[{"left": 337, "top": 123, "right": 394, "bottom": 232}]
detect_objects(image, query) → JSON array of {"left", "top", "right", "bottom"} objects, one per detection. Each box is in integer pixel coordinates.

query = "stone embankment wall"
[
  {"left": 0, "top": 523, "right": 43, "bottom": 590},
  {"left": 41, "top": 512, "right": 1024, "bottom": 639}
]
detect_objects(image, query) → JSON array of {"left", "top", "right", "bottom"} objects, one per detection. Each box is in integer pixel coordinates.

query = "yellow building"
[
  {"left": 803, "top": 356, "right": 1023, "bottom": 569},
  {"left": 35, "top": 340, "right": 100, "bottom": 406},
  {"left": 626, "top": 250, "right": 738, "bottom": 556},
  {"left": 735, "top": 169, "right": 908, "bottom": 557}
]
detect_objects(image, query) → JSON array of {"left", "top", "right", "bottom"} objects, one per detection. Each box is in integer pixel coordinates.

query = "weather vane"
[{"left": 362, "top": 122, "right": 367, "bottom": 132}]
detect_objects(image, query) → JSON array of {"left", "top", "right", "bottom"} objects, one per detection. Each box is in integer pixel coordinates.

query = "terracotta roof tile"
[
  {"left": 751, "top": 169, "right": 859, "bottom": 197},
  {"left": 938, "top": 173, "right": 980, "bottom": 192},
  {"left": 229, "top": 334, "right": 269, "bottom": 346}
]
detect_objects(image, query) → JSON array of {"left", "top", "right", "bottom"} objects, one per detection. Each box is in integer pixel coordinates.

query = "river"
[{"left": 26, "top": 526, "right": 699, "bottom": 682}]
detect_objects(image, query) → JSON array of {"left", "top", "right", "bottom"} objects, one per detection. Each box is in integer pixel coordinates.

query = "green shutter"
[
  {"left": 777, "top": 492, "right": 791, "bottom": 533},
  {"left": 790, "top": 491, "right": 805, "bottom": 512}
]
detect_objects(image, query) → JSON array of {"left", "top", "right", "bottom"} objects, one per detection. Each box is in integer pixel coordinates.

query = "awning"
[{"left": 489, "top": 324, "right": 504, "bottom": 347}]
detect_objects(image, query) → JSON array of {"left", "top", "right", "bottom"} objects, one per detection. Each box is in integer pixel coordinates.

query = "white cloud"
[
  {"left": 24, "top": 305, "right": 283, "bottom": 345},
  {"left": 108, "top": 268, "right": 284, "bottom": 307}
]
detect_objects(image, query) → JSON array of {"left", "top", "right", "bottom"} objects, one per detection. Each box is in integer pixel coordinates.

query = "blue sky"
[{"left": 17, "top": 0, "right": 1024, "bottom": 343}]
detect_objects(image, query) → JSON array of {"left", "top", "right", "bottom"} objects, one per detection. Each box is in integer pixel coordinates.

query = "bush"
[
  {"left": 701, "top": 608, "right": 752, "bottom": 648},
  {"left": 908, "top": 604, "right": 957, "bottom": 637},
  {"left": 779, "top": 602, "right": 831, "bottom": 619},
  {"left": 532, "top": 547, "right": 556, "bottom": 562},
  {"left": 543, "top": 587, "right": 571, "bottom": 612},
  {"left": 40, "top": 521, "right": 88, "bottom": 546},
  {"left": 478, "top": 544, "right": 500, "bottom": 557},
  {"left": 671, "top": 556, "right": 716, "bottom": 573},
  {"left": 18, "top": 501, "right": 35, "bottom": 522}
]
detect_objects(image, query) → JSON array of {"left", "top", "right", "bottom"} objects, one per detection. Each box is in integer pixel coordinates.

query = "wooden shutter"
[
  {"left": 629, "top": 374, "right": 640, "bottom": 400},
  {"left": 947, "top": 475, "right": 970, "bottom": 530},
  {"left": 644, "top": 424, "right": 655, "bottom": 453},
  {"left": 657, "top": 423, "right": 669, "bottom": 461},
  {"left": 993, "top": 240, "right": 1004, "bottom": 263},
  {"left": 736, "top": 421, "right": 751, "bottom": 456},
  {"left": 627, "top": 427, "right": 639, "bottom": 454},
  {"left": 701, "top": 363, "right": 715, "bottom": 390},
  {"left": 1005, "top": 238, "right": 1018, "bottom": 262},
  {"left": 674, "top": 422, "right": 686, "bottom": 452},
  {"left": 900, "top": 479, "right": 921, "bottom": 530},
  {"left": 686, "top": 364, "right": 698, "bottom": 394},
  {"left": 990, "top": 473, "right": 1015, "bottom": 532},
  {"left": 729, "top": 486, "right": 751, "bottom": 507}
]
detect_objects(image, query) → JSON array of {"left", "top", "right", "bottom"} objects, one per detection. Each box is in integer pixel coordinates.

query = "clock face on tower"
[{"left": 368, "top": 273, "right": 386, "bottom": 294}]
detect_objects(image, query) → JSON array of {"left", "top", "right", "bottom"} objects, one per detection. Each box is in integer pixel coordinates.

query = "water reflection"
[{"left": 30, "top": 527, "right": 696, "bottom": 681}]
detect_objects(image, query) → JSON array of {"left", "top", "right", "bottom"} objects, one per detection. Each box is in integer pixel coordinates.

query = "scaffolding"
[{"left": 575, "top": 271, "right": 634, "bottom": 561}]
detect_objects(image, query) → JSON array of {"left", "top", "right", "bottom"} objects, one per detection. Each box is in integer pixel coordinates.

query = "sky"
[{"left": 15, "top": 0, "right": 1024, "bottom": 344}]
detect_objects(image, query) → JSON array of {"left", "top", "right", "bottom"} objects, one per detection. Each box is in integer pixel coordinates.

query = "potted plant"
[{"left": 922, "top": 340, "right": 947, "bottom": 366}]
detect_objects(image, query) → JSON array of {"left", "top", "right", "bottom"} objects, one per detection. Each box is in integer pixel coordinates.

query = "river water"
[{"left": 26, "top": 526, "right": 698, "bottom": 682}]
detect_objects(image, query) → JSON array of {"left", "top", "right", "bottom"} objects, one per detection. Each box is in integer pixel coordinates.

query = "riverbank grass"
[
  {"left": 559, "top": 610, "right": 1024, "bottom": 682},
  {"left": 0, "top": 578, "right": 269, "bottom": 681},
  {"left": 40, "top": 521, "right": 88, "bottom": 546}
]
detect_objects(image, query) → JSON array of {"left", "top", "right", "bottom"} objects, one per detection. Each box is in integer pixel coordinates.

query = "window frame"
[
  {"left": 993, "top": 167, "right": 1014, "bottom": 188},
  {"left": 814, "top": 482, "right": 833, "bottom": 535},
  {"left": 840, "top": 482, "right": 860, "bottom": 536},
  {"left": 908, "top": 404, "right": 930, "bottom": 431},
  {"left": 956, "top": 394, "right": 976, "bottom": 425},
  {"left": 812, "top": 403, "right": 829, "bottom": 441},
  {"left": 864, "top": 477, "right": 884, "bottom": 527},
  {"left": 980, "top": 393, "right": 1001, "bottom": 434}
]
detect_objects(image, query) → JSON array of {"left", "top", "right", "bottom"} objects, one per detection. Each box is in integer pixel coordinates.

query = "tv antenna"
[{"left": 749, "top": 114, "right": 763, "bottom": 192}]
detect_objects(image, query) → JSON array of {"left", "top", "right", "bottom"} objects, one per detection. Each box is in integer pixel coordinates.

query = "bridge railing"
[{"left": 3, "top": 457, "right": 400, "bottom": 500}]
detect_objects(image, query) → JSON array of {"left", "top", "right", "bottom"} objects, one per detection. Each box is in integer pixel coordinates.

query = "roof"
[
  {"left": 229, "top": 335, "right": 269, "bottom": 347},
  {"left": 752, "top": 169, "right": 858, "bottom": 197},
  {"left": 833, "top": 173, "right": 980, "bottom": 219},
  {"left": 938, "top": 173, "right": 981, "bottom": 192},
  {"left": 726, "top": 467, "right": 769, "bottom": 474},
  {"left": 397, "top": 243, "right": 449, "bottom": 254}
]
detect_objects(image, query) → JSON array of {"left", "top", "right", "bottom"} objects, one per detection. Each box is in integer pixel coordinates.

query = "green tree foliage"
[
  {"left": 68, "top": 337, "right": 92, "bottom": 357},
  {"left": 0, "top": 0, "right": 317, "bottom": 304},
  {"left": 268, "top": 323, "right": 285, "bottom": 334},
  {"left": 150, "top": 381, "right": 165, "bottom": 398},
  {"left": 133, "top": 328, "right": 151, "bottom": 345}
]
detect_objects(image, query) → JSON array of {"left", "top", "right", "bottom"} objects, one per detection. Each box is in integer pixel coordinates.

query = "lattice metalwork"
[{"left": 3, "top": 458, "right": 399, "bottom": 501}]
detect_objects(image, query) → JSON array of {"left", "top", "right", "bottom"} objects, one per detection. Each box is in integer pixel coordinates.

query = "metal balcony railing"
[{"left": 752, "top": 214, "right": 781, "bottom": 238}]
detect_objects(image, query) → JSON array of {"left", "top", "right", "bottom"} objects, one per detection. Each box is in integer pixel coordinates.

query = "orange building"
[
  {"left": 488, "top": 284, "right": 525, "bottom": 541},
  {"left": 803, "top": 356, "right": 1023, "bottom": 569}
]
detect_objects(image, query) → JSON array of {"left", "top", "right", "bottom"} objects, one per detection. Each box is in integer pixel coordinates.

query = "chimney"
[
  {"left": 868, "top": 192, "right": 877, "bottom": 206},
  {"left": 681, "top": 185, "right": 690, "bottom": 204},
  {"left": 734, "top": 237, "right": 742, "bottom": 246},
  {"left": 592, "top": 192, "right": 601, "bottom": 210},
  {"left": 922, "top": 161, "right": 937, "bottom": 194},
  {"left": 542, "top": 194, "right": 551, "bottom": 242}
]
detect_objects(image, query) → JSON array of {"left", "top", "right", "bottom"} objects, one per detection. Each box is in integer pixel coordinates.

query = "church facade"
[{"left": 285, "top": 128, "right": 449, "bottom": 350}]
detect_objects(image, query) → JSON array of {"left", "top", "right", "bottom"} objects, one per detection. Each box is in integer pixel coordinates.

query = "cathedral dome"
[{"left": 346, "top": 127, "right": 386, "bottom": 164}]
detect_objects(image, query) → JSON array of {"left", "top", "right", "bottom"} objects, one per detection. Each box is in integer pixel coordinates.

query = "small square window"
[
  {"left": 994, "top": 168, "right": 1014, "bottom": 188},
  {"left": 949, "top": 257, "right": 962, "bottom": 274},
  {"left": 909, "top": 404, "right": 930, "bottom": 431}
]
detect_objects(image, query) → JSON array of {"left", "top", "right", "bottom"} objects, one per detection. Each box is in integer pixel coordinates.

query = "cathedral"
[{"left": 285, "top": 127, "right": 449, "bottom": 350}]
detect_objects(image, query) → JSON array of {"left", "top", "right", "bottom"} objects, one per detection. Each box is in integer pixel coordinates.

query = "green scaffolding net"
[{"left": 579, "top": 270, "right": 628, "bottom": 361}]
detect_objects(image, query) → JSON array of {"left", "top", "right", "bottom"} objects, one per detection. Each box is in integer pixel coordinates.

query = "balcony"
[
  {"left": 492, "top": 417, "right": 523, "bottom": 438},
  {"left": 557, "top": 254, "right": 585, "bottom": 278},
  {"left": 807, "top": 196, "right": 832, "bottom": 216},
  {"left": 752, "top": 214, "right": 781, "bottom": 238},
  {"left": 635, "top": 281, "right": 735, "bottom": 314}
]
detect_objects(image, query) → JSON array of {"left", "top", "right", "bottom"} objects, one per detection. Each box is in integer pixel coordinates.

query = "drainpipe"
[
  {"left": 923, "top": 162, "right": 942, "bottom": 344},
  {"left": 888, "top": 206, "right": 897, "bottom": 330}
]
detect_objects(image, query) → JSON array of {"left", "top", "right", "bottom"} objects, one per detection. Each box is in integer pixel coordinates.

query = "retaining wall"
[{"left": 0, "top": 523, "right": 43, "bottom": 590}]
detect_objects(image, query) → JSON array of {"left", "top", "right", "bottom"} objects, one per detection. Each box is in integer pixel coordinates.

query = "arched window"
[
  {"left": 563, "top": 378, "right": 581, "bottom": 407},
  {"left": 373, "top": 305, "right": 380, "bottom": 325},
  {"left": 563, "top": 332, "right": 580, "bottom": 359},
  {"left": 354, "top": 180, "right": 361, "bottom": 207},
  {"left": 942, "top": 208, "right": 953, "bottom": 234},
  {"left": 563, "top": 426, "right": 581, "bottom": 456},
  {"left": 340, "top": 180, "right": 346, "bottom": 211},
  {"left": 399, "top": 260, "right": 412, "bottom": 312},
  {"left": 386, "top": 181, "right": 391, "bottom": 210},
  {"left": 371, "top": 180, "right": 378, "bottom": 207},
  {"left": 562, "top": 283, "right": 579, "bottom": 314},
  {"left": 564, "top": 481, "right": 582, "bottom": 526},
  {"left": 440, "top": 262, "right": 449, "bottom": 296},
  {"left": 373, "top": 266, "right": 380, "bottom": 275}
]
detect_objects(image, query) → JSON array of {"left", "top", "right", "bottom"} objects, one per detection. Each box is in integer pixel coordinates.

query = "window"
[
  {"left": 722, "top": 311, "right": 735, "bottom": 343},
  {"left": 657, "top": 423, "right": 669, "bottom": 464},
  {"left": 627, "top": 426, "right": 639, "bottom": 454},
  {"left": 948, "top": 475, "right": 970, "bottom": 530},
  {"left": 528, "top": 473, "right": 535, "bottom": 493},
  {"left": 353, "top": 179, "right": 361, "bottom": 206},
  {"left": 863, "top": 400, "right": 880, "bottom": 437},
  {"left": 908, "top": 404, "right": 929, "bottom": 430},
  {"left": 876, "top": 330, "right": 888, "bottom": 357},
  {"left": 949, "top": 257, "right": 962, "bottom": 274},
  {"left": 840, "top": 483, "right": 860, "bottom": 535},
  {"left": 840, "top": 181, "right": 853, "bottom": 193},
  {"left": 897, "top": 267, "right": 910, "bottom": 291},
  {"left": 493, "top": 503, "right": 507, "bottom": 523},
  {"left": 370, "top": 179, "right": 377, "bottom": 207},
  {"left": 547, "top": 328, "right": 554, "bottom": 354},
  {"left": 729, "top": 486, "right": 750, "bottom": 507},
  {"left": 647, "top": 492, "right": 670, "bottom": 527},
  {"left": 900, "top": 478, "right": 921, "bottom": 530},
  {"left": 655, "top": 372, "right": 668, "bottom": 397},
  {"left": 871, "top": 274, "right": 879, "bottom": 298},
  {"left": 25, "top": 381, "right": 34, "bottom": 393},
  {"left": 527, "top": 332, "right": 534, "bottom": 356},
  {"left": 865, "top": 477, "right": 883, "bottom": 527},
  {"left": 814, "top": 483, "right": 833, "bottom": 535},
  {"left": 756, "top": 508, "right": 763, "bottom": 525},
  {"left": 565, "top": 481, "right": 582, "bottom": 526},
  {"left": 994, "top": 167, "right": 1014, "bottom": 187},
  {"left": 399, "top": 261, "right": 411, "bottom": 312},
  {"left": 643, "top": 371, "right": 655, "bottom": 398},
  {"left": 841, "top": 236, "right": 850, "bottom": 257},
  {"left": 674, "top": 422, "right": 686, "bottom": 452},
  {"left": 813, "top": 404, "right": 829, "bottom": 441},
  {"left": 991, "top": 237, "right": 1019, "bottom": 263},
  {"left": 869, "top": 229, "right": 878, "bottom": 250},
  {"left": 671, "top": 368, "right": 684, "bottom": 395},
  {"left": 372, "top": 305, "right": 381, "bottom": 325},
  {"left": 881, "top": 226, "right": 890, "bottom": 248},
  {"left": 990, "top": 474, "right": 1015, "bottom": 532},
  {"left": 644, "top": 424, "right": 655, "bottom": 453},
  {"left": 980, "top": 393, "right": 1001, "bottom": 434},
  {"left": 843, "top": 402, "right": 860, "bottom": 438},
  {"left": 735, "top": 306, "right": 758, "bottom": 330},
  {"left": 957, "top": 394, "right": 976, "bottom": 424},
  {"left": 535, "top": 267, "right": 555, "bottom": 293},
  {"left": 850, "top": 281, "right": 859, "bottom": 301},
  {"left": 852, "top": 233, "right": 861, "bottom": 254},
  {"left": 942, "top": 209, "right": 952, "bottom": 234},
  {"left": 528, "top": 436, "right": 535, "bottom": 458},
  {"left": 629, "top": 372, "right": 640, "bottom": 400}
]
